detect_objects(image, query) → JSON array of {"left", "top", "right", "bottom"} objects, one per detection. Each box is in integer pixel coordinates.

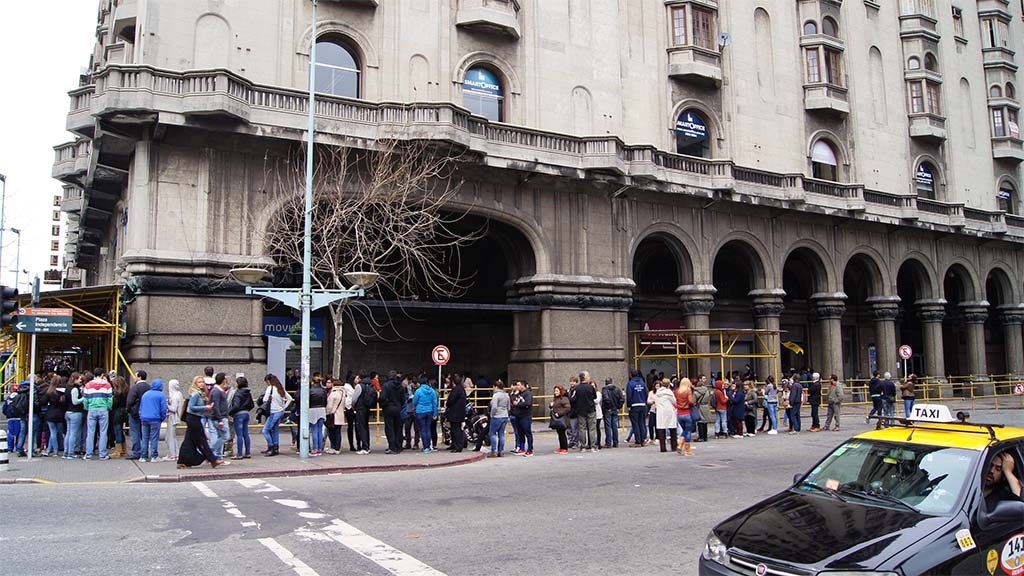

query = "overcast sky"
[{"left": 0, "top": 1, "right": 97, "bottom": 292}]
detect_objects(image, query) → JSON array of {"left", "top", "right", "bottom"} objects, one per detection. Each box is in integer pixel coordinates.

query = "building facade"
[{"left": 52, "top": 0, "right": 1024, "bottom": 390}]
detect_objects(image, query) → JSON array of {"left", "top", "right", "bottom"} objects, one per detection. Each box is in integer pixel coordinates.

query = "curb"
[{"left": 132, "top": 451, "right": 486, "bottom": 483}]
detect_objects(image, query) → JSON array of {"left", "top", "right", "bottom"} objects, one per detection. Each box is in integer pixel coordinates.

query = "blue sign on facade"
[
  {"left": 915, "top": 164, "right": 933, "bottom": 186},
  {"left": 263, "top": 316, "right": 326, "bottom": 341},
  {"left": 675, "top": 112, "right": 708, "bottom": 143},
  {"left": 463, "top": 68, "right": 503, "bottom": 97}
]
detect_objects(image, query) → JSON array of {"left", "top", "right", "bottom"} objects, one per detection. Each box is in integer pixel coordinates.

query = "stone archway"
[
  {"left": 781, "top": 246, "right": 841, "bottom": 378},
  {"left": 711, "top": 239, "right": 775, "bottom": 380},
  {"left": 843, "top": 252, "right": 895, "bottom": 378},
  {"left": 896, "top": 257, "right": 939, "bottom": 379},
  {"left": 942, "top": 263, "right": 982, "bottom": 380}
]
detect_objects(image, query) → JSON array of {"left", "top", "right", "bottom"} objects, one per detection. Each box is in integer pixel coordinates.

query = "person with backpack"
[
  {"left": 510, "top": 380, "right": 534, "bottom": 456},
  {"left": 600, "top": 377, "right": 624, "bottom": 448},
  {"left": 139, "top": 379, "right": 167, "bottom": 462},
  {"left": 165, "top": 379, "right": 183, "bottom": 461},
  {"left": 350, "top": 372, "right": 377, "bottom": 454},
  {"left": 125, "top": 370, "right": 150, "bottom": 460},
  {"left": 229, "top": 376, "right": 254, "bottom": 459},
  {"left": 42, "top": 375, "right": 67, "bottom": 457},
  {"left": 309, "top": 375, "right": 330, "bottom": 456},
  {"left": 63, "top": 374, "right": 85, "bottom": 459}
]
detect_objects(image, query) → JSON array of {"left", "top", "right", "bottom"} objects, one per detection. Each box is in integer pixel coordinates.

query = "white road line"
[
  {"left": 274, "top": 499, "right": 310, "bottom": 509},
  {"left": 321, "top": 519, "right": 446, "bottom": 576},
  {"left": 191, "top": 481, "right": 218, "bottom": 498},
  {"left": 258, "top": 537, "right": 321, "bottom": 576},
  {"left": 236, "top": 478, "right": 282, "bottom": 492}
]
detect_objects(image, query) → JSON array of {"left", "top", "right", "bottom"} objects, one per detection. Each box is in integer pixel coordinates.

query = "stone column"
[
  {"left": 811, "top": 293, "right": 847, "bottom": 380},
  {"left": 751, "top": 290, "right": 785, "bottom": 383},
  {"left": 961, "top": 302, "right": 992, "bottom": 395},
  {"left": 678, "top": 284, "right": 716, "bottom": 378},
  {"left": 867, "top": 296, "right": 900, "bottom": 378},
  {"left": 999, "top": 305, "right": 1024, "bottom": 377},
  {"left": 916, "top": 300, "right": 947, "bottom": 387}
]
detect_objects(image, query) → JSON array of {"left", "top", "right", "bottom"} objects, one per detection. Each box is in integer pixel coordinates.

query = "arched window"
[
  {"left": 907, "top": 57, "right": 920, "bottom": 70},
  {"left": 822, "top": 17, "right": 839, "bottom": 38},
  {"left": 314, "top": 38, "right": 360, "bottom": 98},
  {"left": 463, "top": 66, "right": 504, "bottom": 122},
  {"left": 924, "top": 53, "right": 938, "bottom": 71},
  {"left": 811, "top": 140, "right": 839, "bottom": 181},
  {"left": 998, "top": 182, "right": 1017, "bottom": 214},
  {"left": 915, "top": 162, "right": 936, "bottom": 199},
  {"left": 803, "top": 21, "right": 818, "bottom": 36},
  {"left": 1007, "top": 82, "right": 1016, "bottom": 100},
  {"left": 675, "top": 110, "right": 710, "bottom": 158},
  {"left": 991, "top": 85, "right": 1004, "bottom": 98}
]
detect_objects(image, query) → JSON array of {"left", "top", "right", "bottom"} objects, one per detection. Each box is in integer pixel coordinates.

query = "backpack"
[
  {"left": 11, "top": 392, "right": 30, "bottom": 418},
  {"left": 601, "top": 386, "right": 616, "bottom": 411},
  {"left": 358, "top": 382, "right": 378, "bottom": 410},
  {"left": 2, "top": 395, "right": 15, "bottom": 418}
]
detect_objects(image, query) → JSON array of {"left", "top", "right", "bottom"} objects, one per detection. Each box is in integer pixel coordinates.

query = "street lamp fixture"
[{"left": 228, "top": 267, "right": 268, "bottom": 286}]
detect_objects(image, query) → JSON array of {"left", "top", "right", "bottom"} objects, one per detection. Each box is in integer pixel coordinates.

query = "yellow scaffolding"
[
  {"left": 8, "top": 285, "right": 128, "bottom": 380},
  {"left": 631, "top": 328, "right": 781, "bottom": 383}
]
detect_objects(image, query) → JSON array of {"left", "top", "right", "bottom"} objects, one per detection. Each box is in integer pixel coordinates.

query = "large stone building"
[{"left": 52, "top": 0, "right": 1024, "bottom": 390}]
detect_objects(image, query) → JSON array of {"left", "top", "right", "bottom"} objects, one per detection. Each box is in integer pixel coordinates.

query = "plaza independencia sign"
[{"left": 12, "top": 308, "right": 73, "bottom": 334}]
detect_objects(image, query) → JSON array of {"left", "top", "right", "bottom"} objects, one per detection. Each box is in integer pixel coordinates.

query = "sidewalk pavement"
[{"left": 0, "top": 440, "right": 483, "bottom": 485}]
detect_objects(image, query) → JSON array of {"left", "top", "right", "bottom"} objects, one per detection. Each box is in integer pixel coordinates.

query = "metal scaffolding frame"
[{"left": 631, "top": 328, "right": 782, "bottom": 383}]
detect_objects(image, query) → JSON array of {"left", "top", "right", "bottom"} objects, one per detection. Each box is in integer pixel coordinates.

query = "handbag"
[{"left": 548, "top": 408, "right": 567, "bottom": 430}]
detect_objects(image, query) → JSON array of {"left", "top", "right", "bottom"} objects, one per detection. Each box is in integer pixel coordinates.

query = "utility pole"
[
  {"left": 26, "top": 276, "right": 39, "bottom": 461},
  {"left": 0, "top": 173, "right": 6, "bottom": 285}
]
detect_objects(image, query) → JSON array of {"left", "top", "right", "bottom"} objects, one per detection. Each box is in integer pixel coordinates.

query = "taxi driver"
[{"left": 983, "top": 451, "right": 1023, "bottom": 510}]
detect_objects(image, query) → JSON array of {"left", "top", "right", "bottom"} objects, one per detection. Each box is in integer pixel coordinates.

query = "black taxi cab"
[{"left": 699, "top": 404, "right": 1024, "bottom": 576}]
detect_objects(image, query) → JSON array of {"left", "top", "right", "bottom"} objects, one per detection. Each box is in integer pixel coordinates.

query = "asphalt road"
[{"left": 5, "top": 408, "right": 1022, "bottom": 576}]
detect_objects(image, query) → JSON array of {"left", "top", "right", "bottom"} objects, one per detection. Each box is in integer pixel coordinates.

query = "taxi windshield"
[{"left": 797, "top": 440, "right": 978, "bottom": 516}]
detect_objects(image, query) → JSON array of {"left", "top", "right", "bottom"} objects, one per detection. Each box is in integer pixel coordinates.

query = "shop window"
[
  {"left": 811, "top": 140, "right": 839, "bottom": 181},
  {"left": 675, "top": 110, "right": 710, "bottom": 158},
  {"left": 998, "top": 183, "right": 1017, "bottom": 214},
  {"left": 915, "top": 162, "right": 936, "bottom": 199},
  {"left": 463, "top": 66, "right": 504, "bottom": 122},
  {"left": 314, "top": 38, "right": 360, "bottom": 98}
]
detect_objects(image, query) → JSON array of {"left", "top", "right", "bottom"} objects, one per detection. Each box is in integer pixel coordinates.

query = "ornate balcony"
[
  {"left": 992, "top": 136, "right": 1024, "bottom": 163},
  {"left": 908, "top": 113, "right": 947, "bottom": 142},
  {"left": 61, "top": 186, "right": 85, "bottom": 214},
  {"left": 804, "top": 83, "right": 849, "bottom": 115},
  {"left": 667, "top": 46, "right": 722, "bottom": 86},
  {"left": 52, "top": 140, "right": 92, "bottom": 186},
  {"left": 456, "top": 0, "right": 521, "bottom": 40},
  {"left": 983, "top": 47, "right": 1018, "bottom": 72}
]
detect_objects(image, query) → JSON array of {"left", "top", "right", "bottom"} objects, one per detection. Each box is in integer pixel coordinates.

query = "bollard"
[{"left": 0, "top": 429, "right": 8, "bottom": 472}]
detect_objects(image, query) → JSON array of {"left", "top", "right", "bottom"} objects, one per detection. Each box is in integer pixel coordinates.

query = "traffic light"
[{"left": 0, "top": 285, "right": 17, "bottom": 327}]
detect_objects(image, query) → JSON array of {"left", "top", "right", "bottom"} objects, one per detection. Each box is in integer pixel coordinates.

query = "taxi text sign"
[{"left": 12, "top": 307, "right": 73, "bottom": 334}]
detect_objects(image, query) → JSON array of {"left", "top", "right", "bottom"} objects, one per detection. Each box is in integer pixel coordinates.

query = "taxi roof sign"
[{"left": 908, "top": 404, "right": 955, "bottom": 423}]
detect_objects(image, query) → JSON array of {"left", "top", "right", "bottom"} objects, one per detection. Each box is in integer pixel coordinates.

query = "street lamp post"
[
  {"left": 229, "top": 0, "right": 378, "bottom": 462},
  {"left": 7, "top": 227, "right": 22, "bottom": 292},
  {"left": 0, "top": 173, "right": 6, "bottom": 283}
]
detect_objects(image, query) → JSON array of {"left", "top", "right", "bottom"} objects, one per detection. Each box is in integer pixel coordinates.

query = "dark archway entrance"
[
  {"left": 780, "top": 248, "right": 827, "bottom": 375},
  {"left": 710, "top": 240, "right": 768, "bottom": 379},
  {"left": 630, "top": 233, "right": 693, "bottom": 377},
  {"left": 843, "top": 254, "right": 884, "bottom": 379},
  {"left": 942, "top": 264, "right": 975, "bottom": 378},
  {"left": 896, "top": 259, "right": 932, "bottom": 376}
]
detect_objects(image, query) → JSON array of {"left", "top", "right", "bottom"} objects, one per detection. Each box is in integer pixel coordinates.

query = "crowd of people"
[{"left": 2, "top": 363, "right": 922, "bottom": 465}]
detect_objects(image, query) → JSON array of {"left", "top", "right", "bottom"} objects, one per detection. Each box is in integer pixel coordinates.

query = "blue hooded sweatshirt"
[
  {"left": 140, "top": 379, "right": 167, "bottom": 423},
  {"left": 626, "top": 376, "right": 648, "bottom": 407}
]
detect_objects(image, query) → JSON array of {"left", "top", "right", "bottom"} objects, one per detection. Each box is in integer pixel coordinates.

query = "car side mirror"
[
  {"left": 793, "top": 473, "right": 803, "bottom": 485},
  {"left": 981, "top": 500, "right": 1024, "bottom": 529}
]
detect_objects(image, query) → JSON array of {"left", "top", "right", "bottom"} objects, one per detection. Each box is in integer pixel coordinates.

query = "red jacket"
[{"left": 713, "top": 382, "right": 729, "bottom": 411}]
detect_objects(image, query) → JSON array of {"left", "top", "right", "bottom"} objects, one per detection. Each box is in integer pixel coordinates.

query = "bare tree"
[{"left": 260, "top": 139, "right": 484, "bottom": 377}]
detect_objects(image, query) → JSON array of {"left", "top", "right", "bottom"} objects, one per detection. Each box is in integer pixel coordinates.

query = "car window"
[
  {"left": 981, "top": 443, "right": 1024, "bottom": 512},
  {"left": 801, "top": 440, "right": 978, "bottom": 515}
]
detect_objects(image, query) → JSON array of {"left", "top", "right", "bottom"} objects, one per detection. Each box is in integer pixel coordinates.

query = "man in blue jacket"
[
  {"left": 626, "top": 369, "right": 648, "bottom": 447},
  {"left": 139, "top": 378, "right": 167, "bottom": 462}
]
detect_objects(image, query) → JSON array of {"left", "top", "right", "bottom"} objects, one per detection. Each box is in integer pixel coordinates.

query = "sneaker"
[
  {"left": 511, "top": 449, "right": 524, "bottom": 455},
  {"left": 590, "top": 448, "right": 598, "bottom": 453},
  {"left": 422, "top": 448, "right": 432, "bottom": 454},
  {"left": 555, "top": 449, "right": 568, "bottom": 454},
  {"left": 767, "top": 429, "right": 778, "bottom": 435},
  {"left": 384, "top": 449, "right": 395, "bottom": 455},
  {"left": 163, "top": 456, "right": 176, "bottom": 461},
  {"left": 525, "top": 451, "right": 533, "bottom": 457},
  {"left": 99, "top": 455, "right": 110, "bottom": 461},
  {"left": 730, "top": 435, "right": 743, "bottom": 439}
]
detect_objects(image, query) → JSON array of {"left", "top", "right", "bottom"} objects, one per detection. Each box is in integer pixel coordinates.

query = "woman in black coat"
[{"left": 444, "top": 376, "right": 468, "bottom": 452}]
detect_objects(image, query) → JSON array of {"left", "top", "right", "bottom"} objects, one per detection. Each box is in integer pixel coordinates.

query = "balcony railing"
[
  {"left": 667, "top": 46, "right": 722, "bottom": 86},
  {"left": 804, "top": 83, "right": 849, "bottom": 115},
  {"left": 456, "top": 0, "right": 521, "bottom": 39},
  {"left": 61, "top": 63, "right": 1024, "bottom": 242}
]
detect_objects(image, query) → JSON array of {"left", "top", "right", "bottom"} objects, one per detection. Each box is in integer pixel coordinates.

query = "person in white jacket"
[{"left": 164, "top": 379, "right": 183, "bottom": 461}]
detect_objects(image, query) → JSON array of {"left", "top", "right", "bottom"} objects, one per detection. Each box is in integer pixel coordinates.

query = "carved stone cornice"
[
  {"left": 812, "top": 304, "right": 846, "bottom": 321},
  {"left": 511, "top": 293, "right": 633, "bottom": 310},
  {"left": 752, "top": 302, "right": 785, "bottom": 319},
  {"left": 917, "top": 306, "right": 946, "bottom": 323},
  {"left": 870, "top": 305, "right": 900, "bottom": 321},
  {"left": 999, "top": 304, "right": 1024, "bottom": 326},
  {"left": 681, "top": 298, "right": 715, "bottom": 316}
]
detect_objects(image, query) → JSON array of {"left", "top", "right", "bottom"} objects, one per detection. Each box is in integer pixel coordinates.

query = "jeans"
[
  {"left": 416, "top": 413, "right": 433, "bottom": 450},
  {"left": 568, "top": 417, "right": 579, "bottom": 448},
  {"left": 311, "top": 417, "right": 325, "bottom": 452},
  {"left": 489, "top": 416, "right": 508, "bottom": 454},
  {"left": 514, "top": 414, "right": 533, "bottom": 452},
  {"left": 628, "top": 406, "right": 647, "bottom": 444},
  {"left": 903, "top": 398, "right": 915, "bottom": 417},
  {"left": 129, "top": 415, "right": 143, "bottom": 457},
  {"left": 868, "top": 396, "right": 882, "bottom": 419},
  {"left": 676, "top": 413, "right": 693, "bottom": 443},
  {"left": 210, "top": 418, "right": 229, "bottom": 458},
  {"left": 233, "top": 412, "right": 251, "bottom": 456},
  {"left": 46, "top": 421, "right": 65, "bottom": 454},
  {"left": 577, "top": 413, "right": 597, "bottom": 449},
  {"left": 790, "top": 404, "right": 802, "bottom": 432},
  {"left": 766, "top": 402, "right": 778, "bottom": 431},
  {"left": 64, "top": 412, "right": 83, "bottom": 456},
  {"left": 262, "top": 411, "right": 284, "bottom": 447},
  {"left": 85, "top": 410, "right": 109, "bottom": 458},
  {"left": 141, "top": 421, "right": 160, "bottom": 459},
  {"left": 715, "top": 409, "right": 728, "bottom": 435},
  {"left": 18, "top": 416, "right": 41, "bottom": 453},
  {"left": 604, "top": 411, "right": 620, "bottom": 447}
]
